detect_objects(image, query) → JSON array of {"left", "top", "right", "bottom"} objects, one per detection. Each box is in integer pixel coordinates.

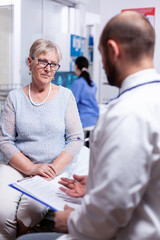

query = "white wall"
[
  {"left": 43, "top": 1, "right": 71, "bottom": 72},
  {"left": 21, "top": 0, "right": 43, "bottom": 86},
  {"left": 97, "top": 0, "right": 160, "bottom": 103},
  {"left": 0, "top": 7, "right": 11, "bottom": 85},
  {"left": 87, "top": 0, "right": 100, "bottom": 15},
  {"left": 0, "top": 0, "right": 21, "bottom": 85},
  {"left": 100, "top": 0, "right": 160, "bottom": 72}
]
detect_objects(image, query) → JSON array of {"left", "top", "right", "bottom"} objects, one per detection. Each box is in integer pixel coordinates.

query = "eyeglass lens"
[{"left": 38, "top": 59, "right": 60, "bottom": 71}]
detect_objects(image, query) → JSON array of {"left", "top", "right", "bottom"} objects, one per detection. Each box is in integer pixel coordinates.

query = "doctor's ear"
[{"left": 107, "top": 39, "right": 120, "bottom": 61}]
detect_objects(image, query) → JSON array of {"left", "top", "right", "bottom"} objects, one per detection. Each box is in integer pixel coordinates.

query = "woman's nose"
[{"left": 44, "top": 63, "right": 50, "bottom": 71}]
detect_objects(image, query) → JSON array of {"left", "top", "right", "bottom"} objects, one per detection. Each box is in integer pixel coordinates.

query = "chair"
[{"left": 0, "top": 84, "right": 21, "bottom": 118}]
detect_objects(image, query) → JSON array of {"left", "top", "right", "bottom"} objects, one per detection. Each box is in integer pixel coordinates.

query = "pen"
[{"left": 84, "top": 138, "right": 89, "bottom": 142}]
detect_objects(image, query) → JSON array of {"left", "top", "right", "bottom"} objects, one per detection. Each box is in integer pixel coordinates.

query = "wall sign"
[
  {"left": 121, "top": 8, "right": 155, "bottom": 28},
  {"left": 70, "top": 34, "right": 85, "bottom": 71},
  {"left": 70, "top": 34, "right": 85, "bottom": 57}
]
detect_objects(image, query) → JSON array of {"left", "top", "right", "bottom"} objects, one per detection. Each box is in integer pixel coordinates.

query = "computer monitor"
[{"left": 52, "top": 71, "right": 78, "bottom": 89}]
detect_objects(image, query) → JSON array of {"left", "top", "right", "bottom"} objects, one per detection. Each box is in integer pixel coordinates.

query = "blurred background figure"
[{"left": 71, "top": 56, "right": 99, "bottom": 129}]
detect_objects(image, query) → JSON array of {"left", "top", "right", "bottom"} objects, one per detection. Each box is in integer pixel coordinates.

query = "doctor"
[{"left": 17, "top": 11, "right": 160, "bottom": 240}]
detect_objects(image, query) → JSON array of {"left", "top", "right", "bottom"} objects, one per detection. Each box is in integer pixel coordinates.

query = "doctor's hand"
[
  {"left": 59, "top": 174, "right": 87, "bottom": 198},
  {"left": 54, "top": 205, "right": 74, "bottom": 233}
]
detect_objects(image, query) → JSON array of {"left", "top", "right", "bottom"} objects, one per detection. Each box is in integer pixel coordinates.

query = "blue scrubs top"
[{"left": 71, "top": 77, "right": 99, "bottom": 128}]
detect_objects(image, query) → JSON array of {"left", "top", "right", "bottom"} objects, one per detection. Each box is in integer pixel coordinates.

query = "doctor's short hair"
[
  {"left": 99, "top": 11, "right": 155, "bottom": 61},
  {"left": 29, "top": 39, "right": 62, "bottom": 62}
]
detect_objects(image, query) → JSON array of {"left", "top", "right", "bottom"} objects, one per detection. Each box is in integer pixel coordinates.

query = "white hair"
[{"left": 29, "top": 39, "right": 62, "bottom": 62}]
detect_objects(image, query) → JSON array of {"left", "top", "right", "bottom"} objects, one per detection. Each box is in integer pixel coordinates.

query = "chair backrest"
[{"left": 0, "top": 83, "right": 21, "bottom": 118}]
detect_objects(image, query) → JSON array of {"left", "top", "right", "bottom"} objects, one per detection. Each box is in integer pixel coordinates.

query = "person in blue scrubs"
[{"left": 71, "top": 56, "right": 99, "bottom": 128}]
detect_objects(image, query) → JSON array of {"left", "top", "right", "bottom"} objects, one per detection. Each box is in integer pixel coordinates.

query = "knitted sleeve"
[
  {"left": 64, "top": 92, "right": 84, "bottom": 157},
  {"left": 0, "top": 94, "right": 20, "bottom": 163}
]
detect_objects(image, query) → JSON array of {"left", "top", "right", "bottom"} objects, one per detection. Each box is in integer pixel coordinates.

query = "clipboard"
[{"left": 9, "top": 174, "right": 82, "bottom": 211}]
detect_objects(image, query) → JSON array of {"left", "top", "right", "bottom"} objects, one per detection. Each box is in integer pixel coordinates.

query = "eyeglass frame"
[{"left": 31, "top": 57, "right": 60, "bottom": 71}]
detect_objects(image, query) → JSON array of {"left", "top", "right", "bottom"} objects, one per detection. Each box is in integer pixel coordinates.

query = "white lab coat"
[{"left": 58, "top": 69, "right": 160, "bottom": 240}]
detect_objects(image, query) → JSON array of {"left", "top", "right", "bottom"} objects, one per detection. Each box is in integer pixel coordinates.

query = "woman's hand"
[
  {"left": 59, "top": 174, "right": 87, "bottom": 198},
  {"left": 29, "top": 163, "right": 56, "bottom": 180}
]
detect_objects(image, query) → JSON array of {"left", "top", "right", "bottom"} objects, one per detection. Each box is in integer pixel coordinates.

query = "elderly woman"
[{"left": 0, "top": 39, "right": 83, "bottom": 240}]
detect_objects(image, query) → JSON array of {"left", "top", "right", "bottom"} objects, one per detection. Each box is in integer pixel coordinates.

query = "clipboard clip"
[{"left": 17, "top": 177, "right": 31, "bottom": 182}]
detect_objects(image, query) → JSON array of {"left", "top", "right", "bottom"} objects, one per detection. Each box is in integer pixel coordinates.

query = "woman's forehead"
[{"left": 36, "top": 50, "right": 58, "bottom": 61}]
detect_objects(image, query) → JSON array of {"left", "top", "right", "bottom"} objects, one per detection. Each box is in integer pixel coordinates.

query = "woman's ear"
[
  {"left": 27, "top": 57, "right": 32, "bottom": 70},
  {"left": 107, "top": 39, "right": 120, "bottom": 62}
]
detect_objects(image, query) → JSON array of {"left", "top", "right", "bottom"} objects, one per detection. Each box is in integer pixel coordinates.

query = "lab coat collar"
[{"left": 120, "top": 68, "right": 160, "bottom": 94}]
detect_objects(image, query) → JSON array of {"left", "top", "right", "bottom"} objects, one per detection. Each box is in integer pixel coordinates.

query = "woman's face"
[
  {"left": 28, "top": 50, "right": 59, "bottom": 86},
  {"left": 74, "top": 64, "right": 81, "bottom": 77}
]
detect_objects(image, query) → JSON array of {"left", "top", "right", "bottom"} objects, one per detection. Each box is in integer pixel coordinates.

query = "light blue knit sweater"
[{"left": 0, "top": 86, "right": 83, "bottom": 170}]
